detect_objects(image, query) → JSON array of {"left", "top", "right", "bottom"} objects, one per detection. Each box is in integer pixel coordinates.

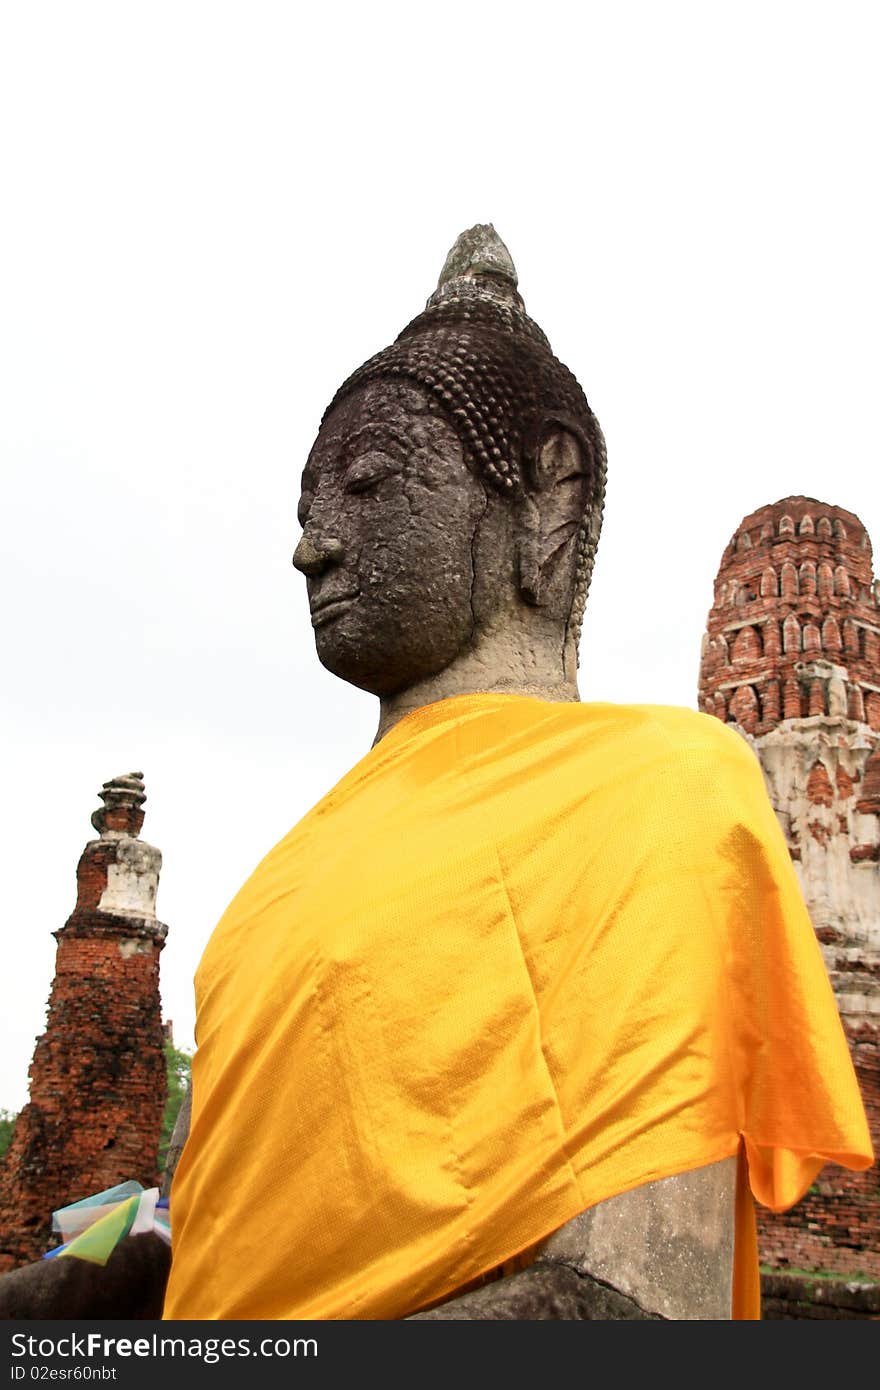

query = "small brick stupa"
[
  {"left": 0, "top": 774, "right": 168, "bottom": 1270},
  {"left": 699, "top": 498, "right": 880, "bottom": 1302}
]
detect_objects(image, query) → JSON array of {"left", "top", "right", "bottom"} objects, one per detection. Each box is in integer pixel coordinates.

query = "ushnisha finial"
[
  {"left": 426, "top": 224, "right": 526, "bottom": 316},
  {"left": 436, "top": 224, "right": 518, "bottom": 290},
  {"left": 91, "top": 772, "right": 147, "bottom": 838}
]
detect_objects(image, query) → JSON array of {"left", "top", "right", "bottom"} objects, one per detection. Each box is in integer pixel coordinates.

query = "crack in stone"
[
  {"left": 468, "top": 483, "right": 492, "bottom": 645},
  {"left": 534, "top": 1254, "right": 664, "bottom": 1320}
]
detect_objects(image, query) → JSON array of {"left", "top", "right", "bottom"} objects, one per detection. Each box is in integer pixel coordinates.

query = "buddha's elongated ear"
[{"left": 516, "top": 421, "right": 594, "bottom": 607}]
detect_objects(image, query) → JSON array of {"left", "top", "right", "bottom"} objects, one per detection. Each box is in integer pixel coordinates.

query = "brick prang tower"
[
  {"left": 0, "top": 773, "right": 168, "bottom": 1270},
  {"left": 699, "top": 497, "right": 880, "bottom": 1300},
  {"left": 699, "top": 495, "right": 880, "bottom": 737}
]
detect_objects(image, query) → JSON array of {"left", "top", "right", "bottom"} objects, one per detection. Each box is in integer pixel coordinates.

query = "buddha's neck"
[{"left": 374, "top": 617, "right": 579, "bottom": 744}]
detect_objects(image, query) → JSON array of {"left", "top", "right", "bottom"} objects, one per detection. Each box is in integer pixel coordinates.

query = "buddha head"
[{"left": 293, "top": 226, "right": 606, "bottom": 706}]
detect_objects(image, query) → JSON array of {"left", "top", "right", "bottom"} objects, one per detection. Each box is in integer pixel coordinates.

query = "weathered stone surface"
[
  {"left": 859, "top": 745, "right": 880, "bottom": 814},
  {"left": 0, "top": 775, "right": 168, "bottom": 1271},
  {"left": 761, "top": 1269, "right": 880, "bottom": 1319},
  {"left": 0, "top": 1233, "right": 170, "bottom": 1320},
  {"left": 160, "top": 1085, "right": 191, "bottom": 1200},
  {"left": 295, "top": 224, "right": 608, "bottom": 739},
  {"left": 407, "top": 1261, "right": 663, "bottom": 1320},
  {"left": 533, "top": 1156, "right": 736, "bottom": 1319},
  {"left": 756, "top": 721, "right": 880, "bottom": 1015},
  {"left": 432, "top": 223, "right": 519, "bottom": 300}
]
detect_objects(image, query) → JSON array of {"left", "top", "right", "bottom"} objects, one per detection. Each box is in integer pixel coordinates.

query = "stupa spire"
[{"left": 91, "top": 771, "right": 147, "bottom": 838}]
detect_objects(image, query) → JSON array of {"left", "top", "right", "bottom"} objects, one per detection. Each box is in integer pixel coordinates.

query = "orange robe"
[{"left": 163, "top": 695, "right": 873, "bottom": 1320}]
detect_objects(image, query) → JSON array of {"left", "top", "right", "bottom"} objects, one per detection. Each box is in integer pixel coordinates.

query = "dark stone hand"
[
  {"left": 0, "top": 1233, "right": 170, "bottom": 1320},
  {"left": 406, "top": 1259, "right": 663, "bottom": 1320}
]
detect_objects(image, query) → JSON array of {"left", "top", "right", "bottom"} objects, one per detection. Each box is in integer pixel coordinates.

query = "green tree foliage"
[
  {"left": 0, "top": 1109, "right": 16, "bottom": 1160},
  {"left": 159, "top": 1043, "right": 192, "bottom": 1173}
]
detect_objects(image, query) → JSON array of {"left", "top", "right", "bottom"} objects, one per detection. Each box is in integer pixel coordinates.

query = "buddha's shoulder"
[
  {"left": 539, "top": 704, "right": 769, "bottom": 839},
  {"left": 549, "top": 701, "right": 762, "bottom": 775}
]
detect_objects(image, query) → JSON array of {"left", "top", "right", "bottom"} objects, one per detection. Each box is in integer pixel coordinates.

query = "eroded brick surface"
[
  {"left": 757, "top": 1023, "right": 880, "bottom": 1284},
  {"left": 0, "top": 774, "right": 167, "bottom": 1269},
  {"left": 699, "top": 497, "right": 880, "bottom": 733},
  {"left": 701, "top": 501, "right": 880, "bottom": 1314}
]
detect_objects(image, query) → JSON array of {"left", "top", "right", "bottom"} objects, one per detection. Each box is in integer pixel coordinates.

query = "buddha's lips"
[{"left": 310, "top": 590, "right": 360, "bottom": 627}]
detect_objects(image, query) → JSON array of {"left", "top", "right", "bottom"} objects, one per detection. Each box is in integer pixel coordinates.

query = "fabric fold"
[{"left": 164, "top": 695, "right": 872, "bottom": 1321}]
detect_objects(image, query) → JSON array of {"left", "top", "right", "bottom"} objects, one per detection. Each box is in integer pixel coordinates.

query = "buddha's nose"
[{"left": 292, "top": 534, "right": 344, "bottom": 576}]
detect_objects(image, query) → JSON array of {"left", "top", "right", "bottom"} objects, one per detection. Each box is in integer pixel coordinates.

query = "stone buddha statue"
[
  {"left": 1, "top": 227, "right": 870, "bottom": 1323},
  {"left": 292, "top": 223, "right": 604, "bottom": 735},
  {"left": 285, "top": 228, "right": 737, "bottom": 1317}
]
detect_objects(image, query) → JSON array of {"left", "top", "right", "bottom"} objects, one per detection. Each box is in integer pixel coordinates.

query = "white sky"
[{"left": 1, "top": 2, "right": 878, "bottom": 1112}]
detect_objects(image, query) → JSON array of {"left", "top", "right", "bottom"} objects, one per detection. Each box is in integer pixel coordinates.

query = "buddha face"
[{"left": 294, "top": 380, "right": 490, "bottom": 697}]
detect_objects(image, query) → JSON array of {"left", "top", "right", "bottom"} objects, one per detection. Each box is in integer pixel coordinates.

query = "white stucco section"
[
  {"left": 97, "top": 838, "right": 162, "bottom": 919},
  {"left": 755, "top": 716, "right": 879, "bottom": 1022}
]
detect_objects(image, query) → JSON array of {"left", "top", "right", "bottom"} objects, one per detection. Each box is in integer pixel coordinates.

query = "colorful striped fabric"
[{"left": 44, "top": 1183, "right": 171, "bottom": 1265}]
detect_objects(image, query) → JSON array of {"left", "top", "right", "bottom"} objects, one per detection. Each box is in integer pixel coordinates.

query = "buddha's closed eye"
[{"left": 344, "top": 453, "right": 401, "bottom": 494}]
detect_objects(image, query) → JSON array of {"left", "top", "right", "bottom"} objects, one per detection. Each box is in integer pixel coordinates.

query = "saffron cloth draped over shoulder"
[{"left": 162, "top": 695, "right": 873, "bottom": 1321}]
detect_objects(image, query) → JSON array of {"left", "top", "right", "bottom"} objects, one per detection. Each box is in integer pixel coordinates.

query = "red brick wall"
[
  {"left": 757, "top": 1022, "right": 880, "bottom": 1279},
  {"left": 698, "top": 497, "right": 880, "bottom": 730},
  {"left": 0, "top": 776, "right": 167, "bottom": 1273},
  {"left": 0, "top": 925, "right": 166, "bottom": 1269}
]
